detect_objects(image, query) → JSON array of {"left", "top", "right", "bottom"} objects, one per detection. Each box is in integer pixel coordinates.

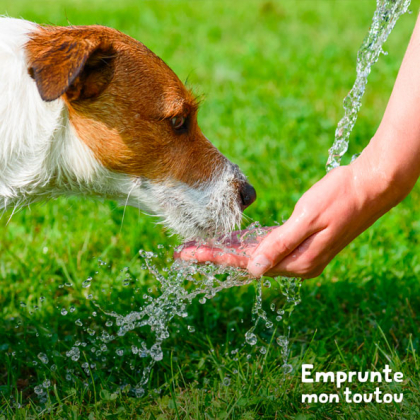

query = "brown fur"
[{"left": 26, "top": 25, "right": 226, "bottom": 186}]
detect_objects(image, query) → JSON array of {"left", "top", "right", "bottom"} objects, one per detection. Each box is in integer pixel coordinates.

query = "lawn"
[{"left": 1, "top": 0, "right": 420, "bottom": 418}]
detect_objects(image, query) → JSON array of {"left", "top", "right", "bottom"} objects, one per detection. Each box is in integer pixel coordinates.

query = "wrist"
[
  {"left": 350, "top": 144, "right": 411, "bottom": 213},
  {"left": 360, "top": 123, "right": 420, "bottom": 199}
]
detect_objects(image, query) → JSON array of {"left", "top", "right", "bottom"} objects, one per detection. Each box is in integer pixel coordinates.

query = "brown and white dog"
[{"left": 0, "top": 18, "right": 256, "bottom": 238}]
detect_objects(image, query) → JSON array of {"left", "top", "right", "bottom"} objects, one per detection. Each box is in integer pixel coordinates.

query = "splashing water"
[
  {"left": 17, "top": 222, "right": 301, "bottom": 405},
  {"left": 244, "top": 275, "right": 301, "bottom": 371},
  {"left": 80, "top": 223, "right": 301, "bottom": 398},
  {"left": 326, "top": 0, "right": 411, "bottom": 171}
]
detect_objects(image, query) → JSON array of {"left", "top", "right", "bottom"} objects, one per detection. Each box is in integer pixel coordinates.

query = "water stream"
[{"left": 326, "top": 0, "right": 411, "bottom": 171}]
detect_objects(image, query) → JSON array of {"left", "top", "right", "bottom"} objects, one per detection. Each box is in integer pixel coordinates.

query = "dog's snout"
[{"left": 239, "top": 182, "right": 257, "bottom": 210}]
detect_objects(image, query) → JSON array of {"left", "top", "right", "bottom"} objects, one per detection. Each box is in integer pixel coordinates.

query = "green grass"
[{"left": 1, "top": 0, "right": 420, "bottom": 418}]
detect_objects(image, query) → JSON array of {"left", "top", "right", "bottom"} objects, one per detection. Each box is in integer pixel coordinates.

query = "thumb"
[{"left": 247, "top": 214, "right": 314, "bottom": 277}]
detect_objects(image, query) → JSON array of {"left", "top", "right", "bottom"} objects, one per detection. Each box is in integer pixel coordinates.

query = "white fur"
[{"left": 0, "top": 17, "right": 245, "bottom": 238}]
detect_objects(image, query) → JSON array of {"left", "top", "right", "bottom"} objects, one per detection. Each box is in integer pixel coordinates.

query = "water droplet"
[
  {"left": 42, "top": 379, "right": 50, "bottom": 388},
  {"left": 150, "top": 344, "right": 163, "bottom": 361},
  {"left": 66, "top": 347, "right": 80, "bottom": 361},
  {"left": 37, "top": 353, "right": 49, "bottom": 364},
  {"left": 223, "top": 377, "right": 231, "bottom": 386},
  {"left": 281, "top": 364, "right": 293, "bottom": 374},
  {"left": 34, "top": 385, "right": 43, "bottom": 395},
  {"left": 87, "top": 328, "right": 95, "bottom": 336},
  {"left": 187, "top": 325, "right": 195, "bottom": 333},
  {"left": 245, "top": 331, "right": 257, "bottom": 346},
  {"left": 134, "top": 387, "right": 145, "bottom": 398},
  {"left": 82, "top": 277, "right": 92, "bottom": 288},
  {"left": 116, "top": 349, "right": 124, "bottom": 356},
  {"left": 105, "top": 320, "right": 113, "bottom": 327},
  {"left": 75, "top": 319, "right": 83, "bottom": 326},
  {"left": 276, "top": 336, "right": 288, "bottom": 347},
  {"left": 61, "top": 308, "right": 68, "bottom": 316}
]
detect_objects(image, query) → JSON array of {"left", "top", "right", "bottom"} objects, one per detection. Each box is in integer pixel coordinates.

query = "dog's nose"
[{"left": 239, "top": 182, "right": 257, "bottom": 210}]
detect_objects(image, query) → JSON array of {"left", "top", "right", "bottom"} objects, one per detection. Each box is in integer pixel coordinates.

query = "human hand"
[
  {"left": 176, "top": 153, "right": 405, "bottom": 279},
  {"left": 178, "top": 12, "right": 420, "bottom": 278}
]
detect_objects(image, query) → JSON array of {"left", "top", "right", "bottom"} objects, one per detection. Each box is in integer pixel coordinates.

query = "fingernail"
[{"left": 248, "top": 255, "right": 271, "bottom": 277}]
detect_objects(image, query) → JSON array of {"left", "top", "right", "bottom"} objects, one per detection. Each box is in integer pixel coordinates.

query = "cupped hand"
[{"left": 176, "top": 154, "right": 403, "bottom": 279}]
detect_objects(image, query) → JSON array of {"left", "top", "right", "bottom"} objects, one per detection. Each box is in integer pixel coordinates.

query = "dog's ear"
[{"left": 26, "top": 27, "right": 116, "bottom": 102}]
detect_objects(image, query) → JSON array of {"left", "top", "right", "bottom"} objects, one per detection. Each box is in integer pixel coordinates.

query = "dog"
[{"left": 0, "top": 17, "right": 256, "bottom": 239}]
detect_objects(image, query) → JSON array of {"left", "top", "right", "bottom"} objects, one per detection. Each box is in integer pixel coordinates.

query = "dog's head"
[{"left": 25, "top": 25, "right": 256, "bottom": 239}]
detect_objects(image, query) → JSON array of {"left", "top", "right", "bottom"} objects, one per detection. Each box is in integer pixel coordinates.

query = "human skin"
[{"left": 176, "top": 14, "right": 420, "bottom": 279}]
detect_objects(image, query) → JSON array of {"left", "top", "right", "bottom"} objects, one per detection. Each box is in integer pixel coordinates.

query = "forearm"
[{"left": 361, "top": 13, "right": 420, "bottom": 201}]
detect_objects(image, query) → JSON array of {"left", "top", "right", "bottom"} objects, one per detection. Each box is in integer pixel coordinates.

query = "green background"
[{"left": 0, "top": 0, "right": 419, "bottom": 418}]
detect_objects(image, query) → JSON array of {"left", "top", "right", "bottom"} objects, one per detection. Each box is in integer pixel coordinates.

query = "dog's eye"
[{"left": 171, "top": 115, "right": 186, "bottom": 131}]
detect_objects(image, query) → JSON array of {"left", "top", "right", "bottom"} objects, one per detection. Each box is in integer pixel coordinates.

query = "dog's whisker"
[{"left": 120, "top": 181, "right": 137, "bottom": 231}]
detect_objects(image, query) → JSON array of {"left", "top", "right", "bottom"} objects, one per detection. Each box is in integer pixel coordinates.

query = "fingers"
[
  {"left": 176, "top": 224, "right": 331, "bottom": 280},
  {"left": 175, "top": 216, "right": 320, "bottom": 279},
  {"left": 174, "top": 226, "right": 275, "bottom": 267},
  {"left": 174, "top": 243, "right": 251, "bottom": 269},
  {"left": 247, "top": 214, "right": 319, "bottom": 277}
]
